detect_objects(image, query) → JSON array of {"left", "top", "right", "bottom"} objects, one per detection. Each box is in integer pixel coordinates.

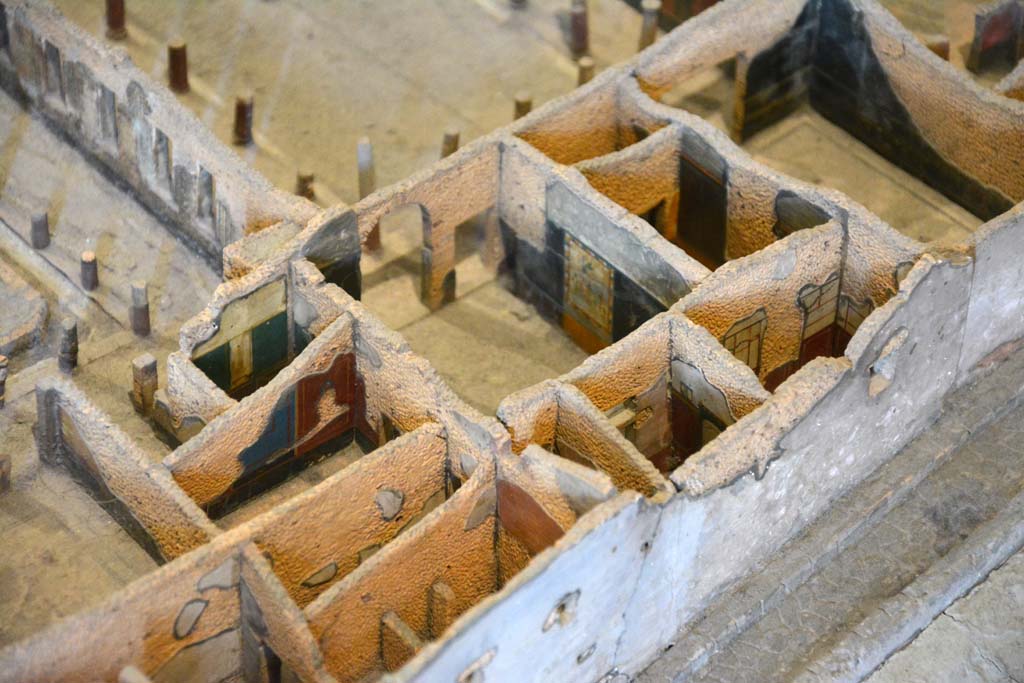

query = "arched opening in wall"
[{"left": 360, "top": 204, "right": 503, "bottom": 331}]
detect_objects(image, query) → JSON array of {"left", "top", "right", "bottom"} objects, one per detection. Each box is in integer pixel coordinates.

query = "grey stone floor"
[
  {"left": 684, "top": 377, "right": 1024, "bottom": 683},
  {"left": 866, "top": 549, "right": 1024, "bottom": 683}
]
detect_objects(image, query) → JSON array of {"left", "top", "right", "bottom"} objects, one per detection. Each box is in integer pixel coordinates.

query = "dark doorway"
[{"left": 676, "top": 147, "right": 728, "bottom": 269}]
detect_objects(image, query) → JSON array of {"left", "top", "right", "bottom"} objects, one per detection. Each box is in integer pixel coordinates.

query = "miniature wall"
[
  {"left": 354, "top": 140, "right": 500, "bottom": 308},
  {"left": 304, "top": 465, "right": 505, "bottom": 681},
  {"left": 576, "top": 109, "right": 834, "bottom": 268},
  {"left": 178, "top": 251, "right": 302, "bottom": 401},
  {"left": 34, "top": 376, "right": 218, "bottom": 563},
  {"left": 731, "top": 0, "right": 818, "bottom": 139},
  {"left": 167, "top": 312, "right": 368, "bottom": 516},
  {"left": 513, "top": 72, "right": 671, "bottom": 165},
  {"left": 966, "top": 0, "right": 1023, "bottom": 72},
  {"left": 306, "top": 449, "right": 613, "bottom": 682},
  {"left": 635, "top": 0, "right": 811, "bottom": 101},
  {"left": 676, "top": 221, "right": 845, "bottom": 389},
  {"left": 237, "top": 545, "right": 336, "bottom": 683},
  {"left": 0, "top": 540, "right": 244, "bottom": 683},
  {"left": 812, "top": 0, "right": 1024, "bottom": 220},
  {"left": 500, "top": 173, "right": 695, "bottom": 352},
  {"left": 242, "top": 423, "right": 450, "bottom": 608},
  {"left": 396, "top": 250, "right": 975, "bottom": 683},
  {"left": 498, "top": 313, "right": 769, "bottom": 491},
  {"left": 958, "top": 206, "right": 1024, "bottom": 379},
  {"left": 0, "top": 0, "right": 315, "bottom": 262}
]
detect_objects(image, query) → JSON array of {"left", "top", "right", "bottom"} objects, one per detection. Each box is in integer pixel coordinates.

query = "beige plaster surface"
[{"left": 50, "top": 0, "right": 646, "bottom": 205}]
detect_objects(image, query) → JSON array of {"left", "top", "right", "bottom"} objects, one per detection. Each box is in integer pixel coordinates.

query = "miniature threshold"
[{"left": 1, "top": 0, "right": 1023, "bottom": 681}]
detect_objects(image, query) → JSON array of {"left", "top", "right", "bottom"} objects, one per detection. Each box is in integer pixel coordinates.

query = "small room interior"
[
  {"left": 304, "top": 450, "right": 614, "bottom": 683},
  {"left": 647, "top": 0, "right": 1022, "bottom": 245},
  {"left": 576, "top": 120, "right": 835, "bottom": 272}
]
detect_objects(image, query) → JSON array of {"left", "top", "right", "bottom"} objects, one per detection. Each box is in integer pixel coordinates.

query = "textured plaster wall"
[
  {"left": 563, "top": 313, "right": 670, "bottom": 411},
  {"left": 0, "top": 540, "right": 242, "bottom": 683},
  {"left": 514, "top": 74, "right": 628, "bottom": 165},
  {"left": 305, "top": 465, "right": 504, "bottom": 682},
  {"left": 677, "top": 222, "right": 845, "bottom": 384},
  {"left": 555, "top": 383, "right": 672, "bottom": 497},
  {"left": 858, "top": 0, "right": 1024, "bottom": 203},
  {"left": 244, "top": 424, "right": 448, "bottom": 607},
  {"left": 635, "top": 0, "right": 811, "bottom": 99},
  {"left": 668, "top": 314, "right": 770, "bottom": 419},
  {"left": 166, "top": 312, "right": 355, "bottom": 507},
  {"left": 35, "top": 377, "right": 218, "bottom": 561},
  {"left": 0, "top": 0, "right": 315, "bottom": 261},
  {"left": 576, "top": 125, "right": 683, "bottom": 217},
  {"left": 238, "top": 546, "right": 335, "bottom": 683}
]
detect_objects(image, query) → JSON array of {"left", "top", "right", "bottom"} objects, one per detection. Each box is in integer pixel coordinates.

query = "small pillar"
[
  {"left": 0, "top": 354, "right": 8, "bottom": 409},
  {"left": 638, "top": 0, "right": 660, "bottom": 51},
  {"left": 569, "top": 0, "right": 589, "bottom": 56},
  {"left": 514, "top": 91, "right": 533, "bottom": 120},
  {"left": 131, "top": 353, "right": 157, "bottom": 414},
  {"left": 130, "top": 281, "right": 151, "bottom": 337},
  {"left": 232, "top": 91, "right": 254, "bottom": 145},
  {"left": 30, "top": 213, "right": 49, "bottom": 250},
  {"left": 357, "top": 136, "right": 376, "bottom": 200},
  {"left": 440, "top": 127, "right": 460, "bottom": 158},
  {"left": 578, "top": 56, "right": 595, "bottom": 85},
  {"left": 168, "top": 39, "right": 189, "bottom": 93},
  {"left": 80, "top": 251, "right": 99, "bottom": 291},
  {"left": 0, "top": 453, "right": 9, "bottom": 493},
  {"left": 105, "top": 0, "right": 127, "bottom": 40},
  {"left": 296, "top": 169, "right": 315, "bottom": 199},
  {"left": 58, "top": 318, "right": 78, "bottom": 374}
]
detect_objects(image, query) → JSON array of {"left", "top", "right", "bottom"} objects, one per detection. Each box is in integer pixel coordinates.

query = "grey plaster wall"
[
  {"left": 957, "top": 207, "right": 1024, "bottom": 381},
  {"left": 0, "top": 0, "right": 315, "bottom": 262}
]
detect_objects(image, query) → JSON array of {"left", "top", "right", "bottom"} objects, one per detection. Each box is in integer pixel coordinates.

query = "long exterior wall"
[{"left": 0, "top": 0, "right": 317, "bottom": 262}]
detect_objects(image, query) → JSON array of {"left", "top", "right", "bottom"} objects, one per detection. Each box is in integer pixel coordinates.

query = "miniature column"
[
  {"left": 514, "top": 92, "right": 533, "bottom": 120},
  {"left": 58, "top": 317, "right": 78, "bottom": 374},
  {"left": 578, "top": 56, "right": 595, "bottom": 85},
  {"left": 233, "top": 91, "right": 254, "bottom": 145},
  {"left": 0, "top": 355, "right": 8, "bottom": 409},
  {"left": 106, "top": 0, "right": 127, "bottom": 40},
  {"left": 638, "top": 0, "right": 660, "bottom": 51},
  {"left": 569, "top": 0, "right": 589, "bottom": 56},
  {"left": 359, "top": 137, "right": 380, "bottom": 250},
  {"left": 80, "top": 251, "right": 99, "bottom": 291},
  {"left": 30, "top": 213, "right": 49, "bottom": 249},
  {"left": 168, "top": 39, "right": 189, "bottom": 93},
  {"left": 357, "top": 137, "right": 376, "bottom": 199},
  {"left": 131, "top": 353, "right": 158, "bottom": 414},
  {"left": 0, "top": 453, "right": 9, "bottom": 493},
  {"left": 440, "top": 127, "right": 460, "bottom": 158},
  {"left": 296, "top": 169, "right": 315, "bottom": 199},
  {"left": 130, "top": 281, "right": 151, "bottom": 337}
]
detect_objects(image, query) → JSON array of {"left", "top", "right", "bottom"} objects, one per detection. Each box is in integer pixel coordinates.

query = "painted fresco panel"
[
  {"left": 193, "top": 343, "right": 231, "bottom": 393},
  {"left": 252, "top": 311, "right": 289, "bottom": 379},
  {"left": 563, "top": 233, "right": 613, "bottom": 339},
  {"left": 236, "top": 388, "right": 296, "bottom": 478},
  {"left": 296, "top": 352, "right": 356, "bottom": 457}
]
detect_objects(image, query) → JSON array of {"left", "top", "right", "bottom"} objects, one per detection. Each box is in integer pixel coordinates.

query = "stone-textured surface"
[{"left": 866, "top": 550, "right": 1024, "bottom": 683}]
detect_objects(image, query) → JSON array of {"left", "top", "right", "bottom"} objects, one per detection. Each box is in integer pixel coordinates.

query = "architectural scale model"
[{"left": 0, "top": 0, "right": 1023, "bottom": 681}]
